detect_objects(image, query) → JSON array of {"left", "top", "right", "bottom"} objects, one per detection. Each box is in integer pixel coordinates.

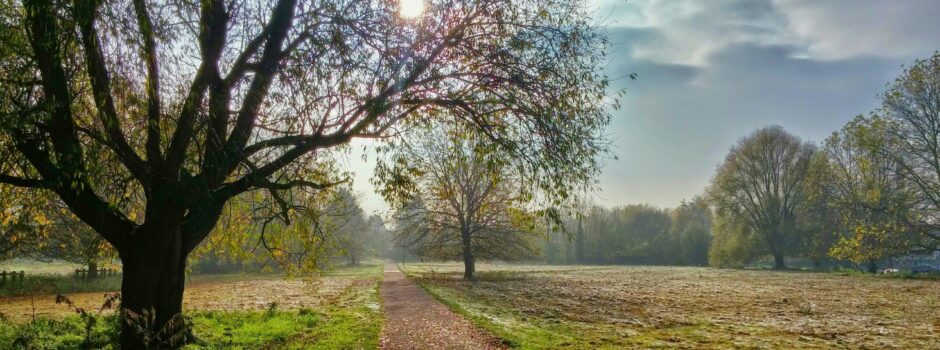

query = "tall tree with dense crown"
[
  {"left": 0, "top": 0, "right": 616, "bottom": 346},
  {"left": 882, "top": 52, "right": 940, "bottom": 253},
  {"left": 818, "top": 116, "right": 917, "bottom": 272},
  {"left": 799, "top": 152, "right": 843, "bottom": 267},
  {"left": 707, "top": 126, "right": 816, "bottom": 269}
]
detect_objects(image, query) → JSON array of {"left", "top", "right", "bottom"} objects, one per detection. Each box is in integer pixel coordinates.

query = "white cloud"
[
  {"left": 593, "top": 0, "right": 795, "bottom": 66},
  {"left": 592, "top": 0, "right": 938, "bottom": 208},
  {"left": 774, "top": 0, "right": 940, "bottom": 60}
]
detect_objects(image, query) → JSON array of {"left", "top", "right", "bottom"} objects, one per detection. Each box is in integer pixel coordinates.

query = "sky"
[{"left": 351, "top": 0, "right": 940, "bottom": 215}]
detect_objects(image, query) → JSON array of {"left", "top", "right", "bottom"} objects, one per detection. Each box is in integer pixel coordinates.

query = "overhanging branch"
[{"left": 0, "top": 174, "right": 46, "bottom": 188}]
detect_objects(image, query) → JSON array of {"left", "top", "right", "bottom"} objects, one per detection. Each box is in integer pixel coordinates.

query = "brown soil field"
[{"left": 405, "top": 263, "right": 940, "bottom": 349}]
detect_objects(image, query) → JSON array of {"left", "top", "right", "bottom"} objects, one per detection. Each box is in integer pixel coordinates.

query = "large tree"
[
  {"left": 818, "top": 116, "right": 917, "bottom": 272},
  {"left": 882, "top": 52, "right": 940, "bottom": 252},
  {"left": 0, "top": 0, "right": 615, "bottom": 346},
  {"left": 799, "top": 151, "right": 843, "bottom": 268},
  {"left": 708, "top": 126, "right": 816, "bottom": 269},
  {"left": 391, "top": 126, "right": 539, "bottom": 279}
]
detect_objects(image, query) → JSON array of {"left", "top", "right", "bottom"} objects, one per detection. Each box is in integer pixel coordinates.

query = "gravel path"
[{"left": 379, "top": 263, "right": 505, "bottom": 350}]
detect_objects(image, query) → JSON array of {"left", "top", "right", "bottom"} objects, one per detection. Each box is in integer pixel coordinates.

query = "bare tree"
[
  {"left": 708, "top": 126, "right": 816, "bottom": 269},
  {"left": 0, "top": 0, "right": 615, "bottom": 345},
  {"left": 392, "top": 126, "right": 537, "bottom": 279}
]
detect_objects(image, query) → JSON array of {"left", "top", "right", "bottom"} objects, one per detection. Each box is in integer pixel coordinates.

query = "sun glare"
[{"left": 399, "top": 0, "right": 424, "bottom": 19}]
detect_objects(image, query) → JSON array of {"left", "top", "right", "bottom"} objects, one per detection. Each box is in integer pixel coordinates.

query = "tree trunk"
[
  {"left": 461, "top": 229, "right": 474, "bottom": 280},
  {"left": 86, "top": 261, "right": 97, "bottom": 280},
  {"left": 772, "top": 251, "right": 786, "bottom": 270},
  {"left": 867, "top": 260, "right": 878, "bottom": 274},
  {"left": 118, "top": 224, "right": 189, "bottom": 349},
  {"left": 575, "top": 217, "right": 585, "bottom": 264}
]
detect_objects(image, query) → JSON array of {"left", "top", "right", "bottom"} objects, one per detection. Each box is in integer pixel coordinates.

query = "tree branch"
[
  {"left": 24, "top": 0, "right": 134, "bottom": 251},
  {"left": 73, "top": 0, "right": 150, "bottom": 183},
  {"left": 0, "top": 174, "right": 46, "bottom": 188},
  {"left": 217, "top": 131, "right": 352, "bottom": 199},
  {"left": 164, "top": 0, "right": 228, "bottom": 175},
  {"left": 132, "top": 0, "right": 164, "bottom": 167},
  {"left": 216, "top": 0, "right": 298, "bottom": 182}
]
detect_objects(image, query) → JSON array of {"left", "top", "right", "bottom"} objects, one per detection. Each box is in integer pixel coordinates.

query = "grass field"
[
  {"left": 403, "top": 263, "right": 940, "bottom": 349},
  {"left": 0, "top": 264, "right": 383, "bottom": 349},
  {"left": 0, "top": 258, "right": 99, "bottom": 276},
  {"left": 0, "top": 258, "right": 125, "bottom": 298}
]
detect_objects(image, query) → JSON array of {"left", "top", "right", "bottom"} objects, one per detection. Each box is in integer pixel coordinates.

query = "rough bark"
[
  {"left": 768, "top": 226, "right": 788, "bottom": 270},
  {"left": 86, "top": 261, "right": 97, "bottom": 280},
  {"left": 575, "top": 217, "right": 585, "bottom": 263},
  {"left": 772, "top": 251, "right": 786, "bottom": 270},
  {"left": 118, "top": 224, "right": 188, "bottom": 348},
  {"left": 462, "top": 228, "right": 475, "bottom": 280}
]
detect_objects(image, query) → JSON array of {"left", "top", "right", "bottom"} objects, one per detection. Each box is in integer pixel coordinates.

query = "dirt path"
[{"left": 379, "top": 263, "right": 505, "bottom": 350}]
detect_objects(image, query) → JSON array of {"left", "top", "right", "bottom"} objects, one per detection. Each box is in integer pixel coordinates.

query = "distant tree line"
[{"left": 542, "top": 198, "right": 712, "bottom": 266}]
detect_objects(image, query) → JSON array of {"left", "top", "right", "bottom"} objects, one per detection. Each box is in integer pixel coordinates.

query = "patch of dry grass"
[
  {"left": 0, "top": 265, "right": 378, "bottom": 323},
  {"left": 405, "top": 263, "right": 940, "bottom": 349}
]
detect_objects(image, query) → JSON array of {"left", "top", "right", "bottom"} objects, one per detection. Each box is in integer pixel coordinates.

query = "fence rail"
[
  {"left": 74, "top": 268, "right": 119, "bottom": 279},
  {"left": 0, "top": 268, "right": 121, "bottom": 286},
  {"left": 0, "top": 270, "right": 25, "bottom": 285}
]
